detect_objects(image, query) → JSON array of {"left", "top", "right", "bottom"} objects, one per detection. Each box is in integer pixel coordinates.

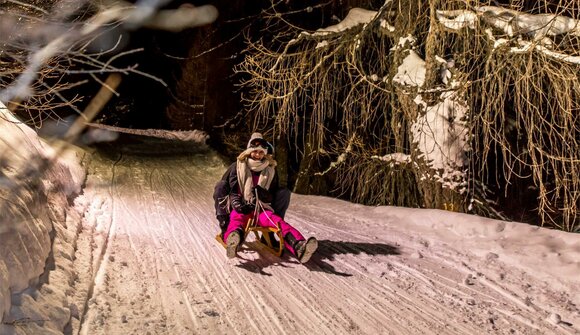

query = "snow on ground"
[
  {"left": 0, "top": 103, "right": 86, "bottom": 334},
  {"left": 1, "top": 125, "right": 579, "bottom": 334},
  {"left": 66, "top": 135, "right": 579, "bottom": 335}
]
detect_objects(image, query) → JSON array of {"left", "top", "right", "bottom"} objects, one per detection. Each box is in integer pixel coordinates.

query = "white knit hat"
[{"left": 247, "top": 132, "right": 274, "bottom": 154}]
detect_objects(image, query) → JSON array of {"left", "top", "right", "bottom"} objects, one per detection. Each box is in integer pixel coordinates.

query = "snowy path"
[{"left": 71, "top": 139, "right": 580, "bottom": 335}]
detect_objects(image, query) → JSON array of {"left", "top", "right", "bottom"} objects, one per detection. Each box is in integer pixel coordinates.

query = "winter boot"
[
  {"left": 284, "top": 233, "right": 298, "bottom": 251},
  {"left": 294, "top": 237, "right": 318, "bottom": 264},
  {"left": 217, "top": 215, "right": 229, "bottom": 239},
  {"left": 226, "top": 230, "right": 242, "bottom": 258}
]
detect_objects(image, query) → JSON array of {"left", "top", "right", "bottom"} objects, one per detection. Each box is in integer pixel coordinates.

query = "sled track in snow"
[
  {"left": 73, "top": 141, "right": 579, "bottom": 335},
  {"left": 77, "top": 152, "right": 123, "bottom": 335}
]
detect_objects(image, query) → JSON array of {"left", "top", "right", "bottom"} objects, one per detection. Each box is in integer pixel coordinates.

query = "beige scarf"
[{"left": 237, "top": 154, "right": 275, "bottom": 211}]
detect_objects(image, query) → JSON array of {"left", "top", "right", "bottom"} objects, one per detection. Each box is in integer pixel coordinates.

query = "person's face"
[{"left": 250, "top": 150, "right": 265, "bottom": 160}]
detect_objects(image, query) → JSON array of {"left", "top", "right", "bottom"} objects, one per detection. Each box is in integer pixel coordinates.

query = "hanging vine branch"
[{"left": 238, "top": 0, "right": 580, "bottom": 231}]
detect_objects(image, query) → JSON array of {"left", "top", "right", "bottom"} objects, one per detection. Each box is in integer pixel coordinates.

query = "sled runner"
[{"left": 215, "top": 217, "right": 285, "bottom": 257}]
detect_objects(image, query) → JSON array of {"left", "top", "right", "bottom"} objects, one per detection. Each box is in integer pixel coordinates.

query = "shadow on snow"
[{"left": 235, "top": 240, "right": 400, "bottom": 277}]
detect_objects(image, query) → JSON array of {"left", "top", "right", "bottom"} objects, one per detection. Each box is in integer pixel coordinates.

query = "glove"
[
  {"left": 239, "top": 203, "right": 255, "bottom": 214},
  {"left": 232, "top": 197, "right": 255, "bottom": 214},
  {"left": 253, "top": 185, "right": 272, "bottom": 203}
]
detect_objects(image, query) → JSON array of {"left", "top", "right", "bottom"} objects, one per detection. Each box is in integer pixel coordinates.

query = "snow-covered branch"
[
  {"left": 437, "top": 6, "right": 580, "bottom": 64},
  {"left": 437, "top": 6, "right": 580, "bottom": 39}
]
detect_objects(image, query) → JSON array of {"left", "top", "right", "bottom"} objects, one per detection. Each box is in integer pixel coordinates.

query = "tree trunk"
[
  {"left": 275, "top": 132, "right": 289, "bottom": 189},
  {"left": 293, "top": 135, "right": 329, "bottom": 196}
]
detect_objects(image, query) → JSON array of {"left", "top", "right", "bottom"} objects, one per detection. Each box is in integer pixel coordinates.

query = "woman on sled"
[{"left": 222, "top": 133, "right": 318, "bottom": 263}]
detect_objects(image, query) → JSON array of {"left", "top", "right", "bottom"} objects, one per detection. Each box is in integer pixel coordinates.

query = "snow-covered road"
[{"left": 71, "top": 138, "right": 580, "bottom": 335}]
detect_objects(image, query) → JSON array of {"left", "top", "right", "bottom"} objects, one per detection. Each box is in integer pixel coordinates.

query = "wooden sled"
[{"left": 215, "top": 218, "right": 284, "bottom": 257}]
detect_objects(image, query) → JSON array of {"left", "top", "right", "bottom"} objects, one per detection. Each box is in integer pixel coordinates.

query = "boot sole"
[
  {"left": 299, "top": 237, "right": 318, "bottom": 264},
  {"left": 226, "top": 233, "right": 241, "bottom": 258}
]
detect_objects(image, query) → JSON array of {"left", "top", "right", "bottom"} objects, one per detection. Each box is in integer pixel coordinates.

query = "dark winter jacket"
[{"left": 221, "top": 162, "right": 280, "bottom": 209}]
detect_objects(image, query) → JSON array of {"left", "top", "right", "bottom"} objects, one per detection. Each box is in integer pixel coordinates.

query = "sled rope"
[{"left": 242, "top": 188, "right": 284, "bottom": 256}]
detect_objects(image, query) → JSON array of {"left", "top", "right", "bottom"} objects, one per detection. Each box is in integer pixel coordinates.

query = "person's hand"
[
  {"left": 253, "top": 186, "right": 272, "bottom": 203},
  {"left": 239, "top": 203, "right": 255, "bottom": 214},
  {"left": 232, "top": 197, "right": 255, "bottom": 214}
]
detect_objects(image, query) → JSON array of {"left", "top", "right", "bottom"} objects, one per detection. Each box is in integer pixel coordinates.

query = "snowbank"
[
  {"left": 0, "top": 102, "right": 85, "bottom": 333},
  {"left": 84, "top": 123, "right": 209, "bottom": 144}
]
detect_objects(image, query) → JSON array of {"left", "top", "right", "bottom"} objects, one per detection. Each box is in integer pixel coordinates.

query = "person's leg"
[
  {"left": 256, "top": 210, "right": 304, "bottom": 255},
  {"left": 257, "top": 188, "right": 290, "bottom": 246},
  {"left": 293, "top": 236, "right": 318, "bottom": 263},
  {"left": 224, "top": 210, "right": 249, "bottom": 242},
  {"left": 213, "top": 180, "right": 230, "bottom": 235},
  {"left": 272, "top": 188, "right": 291, "bottom": 219},
  {"left": 256, "top": 211, "right": 317, "bottom": 263},
  {"left": 224, "top": 210, "right": 251, "bottom": 258},
  {"left": 213, "top": 180, "right": 229, "bottom": 215}
]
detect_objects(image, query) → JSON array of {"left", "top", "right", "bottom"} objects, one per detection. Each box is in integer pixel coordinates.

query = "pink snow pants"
[{"left": 224, "top": 209, "right": 304, "bottom": 255}]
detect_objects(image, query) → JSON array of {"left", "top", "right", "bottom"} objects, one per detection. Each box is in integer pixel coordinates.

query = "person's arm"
[
  {"left": 230, "top": 186, "right": 255, "bottom": 214},
  {"left": 226, "top": 162, "right": 238, "bottom": 193},
  {"left": 269, "top": 171, "right": 291, "bottom": 218},
  {"left": 253, "top": 185, "right": 273, "bottom": 203},
  {"left": 269, "top": 172, "right": 280, "bottom": 194},
  {"left": 253, "top": 167, "right": 278, "bottom": 204},
  {"left": 227, "top": 164, "right": 254, "bottom": 214}
]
